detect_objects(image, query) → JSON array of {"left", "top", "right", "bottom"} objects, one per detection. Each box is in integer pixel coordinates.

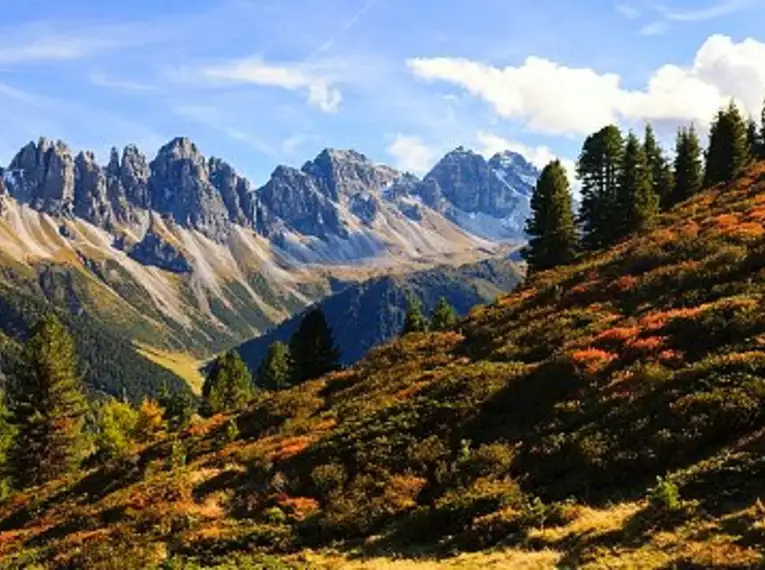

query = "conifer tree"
[
  {"left": 158, "top": 387, "right": 195, "bottom": 431},
  {"left": 0, "top": 394, "right": 16, "bottom": 498},
  {"left": 402, "top": 297, "right": 429, "bottom": 335},
  {"left": 759, "top": 99, "right": 765, "bottom": 159},
  {"left": 201, "top": 351, "right": 253, "bottom": 416},
  {"left": 577, "top": 125, "right": 623, "bottom": 250},
  {"left": 8, "top": 315, "right": 88, "bottom": 487},
  {"left": 522, "top": 159, "right": 578, "bottom": 271},
  {"left": 643, "top": 124, "right": 674, "bottom": 207},
  {"left": 290, "top": 309, "right": 341, "bottom": 384},
  {"left": 671, "top": 125, "right": 704, "bottom": 205},
  {"left": 704, "top": 101, "right": 751, "bottom": 186},
  {"left": 616, "top": 131, "right": 659, "bottom": 237},
  {"left": 747, "top": 118, "right": 759, "bottom": 159},
  {"left": 258, "top": 341, "right": 292, "bottom": 391},
  {"left": 430, "top": 297, "right": 458, "bottom": 331}
]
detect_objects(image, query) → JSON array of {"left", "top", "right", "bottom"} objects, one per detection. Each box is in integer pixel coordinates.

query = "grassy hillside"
[
  {"left": 3, "top": 165, "right": 765, "bottom": 567},
  {"left": 236, "top": 258, "right": 523, "bottom": 372}
]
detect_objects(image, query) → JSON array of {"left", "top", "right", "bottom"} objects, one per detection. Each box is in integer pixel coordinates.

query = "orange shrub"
[
  {"left": 639, "top": 307, "right": 704, "bottom": 331},
  {"left": 595, "top": 326, "right": 640, "bottom": 344},
  {"left": 627, "top": 336, "right": 667, "bottom": 354},
  {"left": 571, "top": 348, "right": 617, "bottom": 374},
  {"left": 609, "top": 275, "right": 639, "bottom": 293},
  {"left": 277, "top": 495, "right": 320, "bottom": 520}
]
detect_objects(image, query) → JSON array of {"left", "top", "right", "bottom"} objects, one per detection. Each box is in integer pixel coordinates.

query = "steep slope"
[
  {"left": 237, "top": 257, "right": 523, "bottom": 371},
  {"left": 3, "top": 166, "right": 765, "bottom": 568}
]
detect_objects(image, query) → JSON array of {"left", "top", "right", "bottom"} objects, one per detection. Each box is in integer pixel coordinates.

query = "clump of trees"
[
  {"left": 523, "top": 98, "right": 765, "bottom": 274},
  {"left": 401, "top": 296, "right": 459, "bottom": 335}
]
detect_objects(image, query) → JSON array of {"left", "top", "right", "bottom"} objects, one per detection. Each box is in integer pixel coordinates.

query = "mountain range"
[{"left": 0, "top": 136, "right": 536, "bottom": 396}]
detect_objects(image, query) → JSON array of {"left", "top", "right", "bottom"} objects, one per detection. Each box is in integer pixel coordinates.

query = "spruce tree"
[
  {"left": 577, "top": 125, "right": 623, "bottom": 250},
  {"left": 430, "top": 297, "right": 458, "bottom": 331},
  {"left": 258, "top": 341, "right": 292, "bottom": 391},
  {"left": 201, "top": 351, "right": 253, "bottom": 416},
  {"left": 671, "top": 125, "right": 704, "bottom": 205},
  {"left": 522, "top": 159, "right": 578, "bottom": 271},
  {"left": 759, "top": 99, "right": 765, "bottom": 159},
  {"left": 747, "top": 118, "right": 759, "bottom": 160},
  {"left": 643, "top": 124, "right": 674, "bottom": 207},
  {"left": 704, "top": 101, "right": 751, "bottom": 186},
  {"left": 402, "top": 297, "right": 429, "bottom": 335},
  {"left": 0, "top": 393, "right": 16, "bottom": 498},
  {"left": 290, "top": 309, "right": 341, "bottom": 384},
  {"left": 616, "top": 131, "right": 659, "bottom": 237},
  {"left": 8, "top": 315, "right": 87, "bottom": 487}
]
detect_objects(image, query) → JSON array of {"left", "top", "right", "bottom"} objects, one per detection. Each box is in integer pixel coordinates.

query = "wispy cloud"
[
  {"left": 305, "top": 0, "right": 381, "bottom": 61},
  {"left": 386, "top": 134, "right": 438, "bottom": 174},
  {"left": 0, "top": 21, "right": 172, "bottom": 64},
  {"left": 174, "top": 104, "right": 276, "bottom": 156},
  {"left": 658, "top": 0, "right": 756, "bottom": 21},
  {"left": 196, "top": 58, "right": 343, "bottom": 113},
  {"left": 615, "top": 3, "right": 641, "bottom": 19},
  {"left": 640, "top": 20, "right": 671, "bottom": 35},
  {"left": 90, "top": 73, "right": 158, "bottom": 93}
]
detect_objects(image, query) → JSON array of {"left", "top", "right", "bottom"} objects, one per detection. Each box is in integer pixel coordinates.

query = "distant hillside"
[
  {"left": 6, "top": 165, "right": 765, "bottom": 568},
  {"left": 236, "top": 257, "right": 523, "bottom": 372}
]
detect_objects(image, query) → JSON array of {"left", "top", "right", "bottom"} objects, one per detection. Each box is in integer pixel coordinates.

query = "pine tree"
[
  {"left": 201, "top": 351, "right": 253, "bottom": 416},
  {"left": 430, "top": 297, "right": 458, "bottom": 331},
  {"left": 704, "top": 101, "right": 751, "bottom": 186},
  {"left": 290, "top": 309, "right": 341, "bottom": 384},
  {"left": 158, "top": 387, "right": 195, "bottom": 431},
  {"left": 258, "top": 342, "right": 292, "bottom": 391},
  {"left": 402, "top": 297, "right": 429, "bottom": 335},
  {"left": 8, "top": 315, "right": 88, "bottom": 487},
  {"left": 616, "top": 131, "right": 659, "bottom": 237},
  {"left": 577, "top": 125, "right": 623, "bottom": 250},
  {"left": 759, "top": 99, "right": 765, "bottom": 159},
  {"left": 0, "top": 393, "right": 16, "bottom": 498},
  {"left": 95, "top": 399, "right": 139, "bottom": 460},
  {"left": 671, "top": 125, "right": 704, "bottom": 205},
  {"left": 643, "top": 124, "right": 674, "bottom": 208},
  {"left": 747, "top": 118, "right": 759, "bottom": 160},
  {"left": 522, "top": 159, "right": 578, "bottom": 271}
]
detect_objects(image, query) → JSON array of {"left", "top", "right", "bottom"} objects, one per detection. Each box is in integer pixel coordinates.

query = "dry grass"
[{"left": 135, "top": 343, "right": 206, "bottom": 393}]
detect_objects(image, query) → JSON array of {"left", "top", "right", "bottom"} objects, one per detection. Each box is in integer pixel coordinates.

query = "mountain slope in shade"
[{"left": 236, "top": 257, "right": 523, "bottom": 373}]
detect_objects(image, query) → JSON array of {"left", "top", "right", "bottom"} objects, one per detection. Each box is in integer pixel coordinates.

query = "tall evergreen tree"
[
  {"left": 0, "top": 393, "right": 16, "bottom": 498},
  {"left": 643, "top": 124, "right": 674, "bottom": 207},
  {"left": 258, "top": 341, "right": 292, "bottom": 391},
  {"left": 577, "top": 125, "right": 623, "bottom": 250},
  {"left": 522, "top": 159, "right": 578, "bottom": 270},
  {"left": 8, "top": 315, "right": 87, "bottom": 487},
  {"left": 759, "top": 99, "right": 765, "bottom": 159},
  {"left": 671, "top": 125, "right": 704, "bottom": 205},
  {"left": 747, "top": 118, "right": 759, "bottom": 160},
  {"left": 430, "top": 297, "right": 458, "bottom": 331},
  {"left": 290, "top": 309, "right": 341, "bottom": 384},
  {"left": 201, "top": 351, "right": 253, "bottom": 416},
  {"left": 402, "top": 297, "right": 429, "bottom": 335},
  {"left": 616, "top": 132, "right": 659, "bottom": 237},
  {"left": 704, "top": 101, "right": 751, "bottom": 186}
]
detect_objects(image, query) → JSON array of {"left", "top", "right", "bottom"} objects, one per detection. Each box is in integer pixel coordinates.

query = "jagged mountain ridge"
[{"left": 1, "top": 137, "right": 537, "bottom": 250}]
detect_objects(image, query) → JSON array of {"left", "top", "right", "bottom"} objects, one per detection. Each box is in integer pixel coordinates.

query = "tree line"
[{"left": 523, "top": 99, "right": 765, "bottom": 272}]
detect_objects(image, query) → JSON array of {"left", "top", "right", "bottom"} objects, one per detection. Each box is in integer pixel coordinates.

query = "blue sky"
[{"left": 1, "top": 0, "right": 765, "bottom": 182}]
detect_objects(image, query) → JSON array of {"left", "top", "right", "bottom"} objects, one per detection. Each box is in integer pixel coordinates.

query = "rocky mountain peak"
[
  {"left": 301, "top": 148, "right": 399, "bottom": 203},
  {"left": 6, "top": 138, "right": 76, "bottom": 215}
]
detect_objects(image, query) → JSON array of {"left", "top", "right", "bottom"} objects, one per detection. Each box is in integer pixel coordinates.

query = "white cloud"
[
  {"left": 407, "top": 35, "right": 765, "bottom": 137},
  {"left": 90, "top": 73, "right": 157, "bottom": 92},
  {"left": 386, "top": 135, "right": 438, "bottom": 174},
  {"left": 658, "top": 0, "right": 756, "bottom": 22},
  {"left": 199, "top": 59, "right": 342, "bottom": 113},
  {"left": 477, "top": 131, "right": 577, "bottom": 184},
  {"left": 615, "top": 3, "right": 641, "bottom": 18},
  {"left": 640, "top": 21, "right": 671, "bottom": 36}
]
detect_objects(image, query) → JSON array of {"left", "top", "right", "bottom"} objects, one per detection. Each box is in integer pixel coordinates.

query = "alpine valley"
[{"left": 0, "top": 137, "right": 534, "bottom": 398}]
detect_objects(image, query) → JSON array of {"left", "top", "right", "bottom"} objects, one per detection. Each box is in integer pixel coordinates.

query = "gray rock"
[
  {"left": 148, "top": 137, "right": 230, "bottom": 241},
  {"left": 128, "top": 224, "right": 192, "bottom": 273},
  {"left": 301, "top": 148, "right": 398, "bottom": 203},
  {"left": 208, "top": 157, "right": 256, "bottom": 226},
  {"left": 6, "top": 138, "right": 76, "bottom": 216},
  {"left": 257, "top": 165, "right": 346, "bottom": 239},
  {"left": 74, "top": 151, "right": 113, "bottom": 227}
]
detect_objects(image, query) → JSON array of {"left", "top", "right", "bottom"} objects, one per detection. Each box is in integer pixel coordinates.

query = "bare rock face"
[
  {"left": 128, "top": 224, "right": 192, "bottom": 273},
  {"left": 118, "top": 144, "right": 152, "bottom": 209},
  {"left": 74, "top": 151, "right": 113, "bottom": 227},
  {"left": 301, "top": 148, "right": 398, "bottom": 203},
  {"left": 257, "top": 165, "right": 346, "bottom": 239},
  {"left": 208, "top": 157, "right": 256, "bottom": 227},
  {"left": 149, "top": 137, "right": 231, "bottom": 241},
  {"left": 5, "top": 138, "right": 76, "bottom": 216}
]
